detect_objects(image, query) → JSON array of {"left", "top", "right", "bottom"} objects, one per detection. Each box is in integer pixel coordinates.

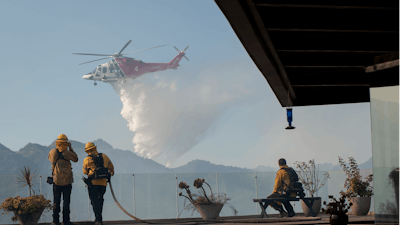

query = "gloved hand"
[
  {"left": 82, "top": 177, "right": 92, "bottom": 187},
  {"left": 68, "top": 142, "right": 74, "bottom": 152}
]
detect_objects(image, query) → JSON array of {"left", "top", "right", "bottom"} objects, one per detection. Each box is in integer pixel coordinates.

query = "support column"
[{"left": 370, "top": 86, "right": 399, "bottom": 224}]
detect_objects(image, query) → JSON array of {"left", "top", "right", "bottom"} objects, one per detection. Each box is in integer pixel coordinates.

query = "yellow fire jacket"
[
  {"left": 48, "top": 148, "right": 78, "bottom": 186},
  {"left": 273, "top": 165, "right": 293, "bottom": 194},
  {"left": 82, "top": 148, "right": 114, "bottom": 186},
  {"left": 269, "top": 165, "right": 297, "bottom": 206}
]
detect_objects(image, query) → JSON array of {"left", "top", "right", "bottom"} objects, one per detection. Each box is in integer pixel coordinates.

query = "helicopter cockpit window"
[
  {"left": 102, "top": 67, "right": 107, "bottom": 73},
  {"left": 109, "top": 66, "right": 114, "bottom": 73}
]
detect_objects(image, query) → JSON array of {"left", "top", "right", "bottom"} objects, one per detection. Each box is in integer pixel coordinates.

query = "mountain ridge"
[{"left": 0, "top": 139, "right": 372, "bottom": 174}]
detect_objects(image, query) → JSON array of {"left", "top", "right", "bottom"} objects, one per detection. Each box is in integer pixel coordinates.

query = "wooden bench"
[{"left": 253, "top": 197, "right": 317, "bottom": 218}]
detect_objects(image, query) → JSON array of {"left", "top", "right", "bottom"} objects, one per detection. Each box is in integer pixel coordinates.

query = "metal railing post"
[
  {"left": 176, "top": 173, "right": 179, "bottom": 218},
  {"left": 39, "top": 175, "right": 42, "bottom": 195},
  {"left": 255, "top": 172, "right": 258, "bottom": 215},
  {"left": 40, "top": 175, "right": 42, "bottom": 223},
  {"left": 88, "top": 192, "right": 91, "bottom": 221},
  {"left": 133, "top": 174, "right": 136, "bottom": 217},
  {"left": 119, "top": 175, "right": 122, "bottom": 219},
  {"left": 216, "top": 173, "right": 219, "bottom": 195}
]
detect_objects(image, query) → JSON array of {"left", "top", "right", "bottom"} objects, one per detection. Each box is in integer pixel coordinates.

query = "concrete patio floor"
[{"left": 19, "top": 214, "right": 374, "bottom": 225}]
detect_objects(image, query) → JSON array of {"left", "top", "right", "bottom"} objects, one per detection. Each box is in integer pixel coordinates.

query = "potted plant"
[
  {"left": 178, "top": 178, "right": 237, "bottom": 220},
  {"left": 338, "top": 156, "right": 373, "bottom": 216},
  {"left": 294, "top": 159, "right": 330, "bottom": 217},
  {"left": 321, "top": 195, "right": 352, "bottom": 225},
  {"left": 389, "top": 167, "right": 400, "bottom": 215},
  {"left": 0, "top": 166, "right": 53, "bottom": 225}
]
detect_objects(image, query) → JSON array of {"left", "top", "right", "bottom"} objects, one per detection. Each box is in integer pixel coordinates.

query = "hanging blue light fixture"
[{"left": 285, "top": 107, "right": 295, "bottom": 129}]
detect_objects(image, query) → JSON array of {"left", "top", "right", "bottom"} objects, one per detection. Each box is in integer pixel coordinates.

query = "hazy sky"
[{"left": 0, "top": 0, "right": 373, "bottom": 168}]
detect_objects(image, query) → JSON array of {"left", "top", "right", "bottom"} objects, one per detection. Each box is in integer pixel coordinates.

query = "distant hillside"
[
  {"left": 92, "top": 139, "right": 171, "bottom": 173},
  {"left": 251, "top": 165, "right": 279, "bottom": 172},
  {"left": 0, "top": 143, "right": 37, "bottom": 174},
  {"left": 359, "top": 157, "right": 372, "bottom": 169},
  {"left": 47, "top": 139, "right": 171, "bottom": 174},
  {"left": 0, "top": 139, "right": 373, "bottom": 175},
  {"left": 17, "top": 143, "right": 52, "bottom": 173},
  {"left": 171, "top": 159, "right": 251, "bottom": 173},
  {"left": 315, "top": 157, "right": 373, "bottom": 171}
]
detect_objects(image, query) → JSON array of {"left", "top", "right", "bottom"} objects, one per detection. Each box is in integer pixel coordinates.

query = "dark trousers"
[
  {"left": 88, "top": 185, "right": 107, "bottom": 222},
  {"left": 53, "top": 184, "right": 72, "bottom": 223},
  {"left": 267, "top": 192, "right": 294, "bottom": 213}
]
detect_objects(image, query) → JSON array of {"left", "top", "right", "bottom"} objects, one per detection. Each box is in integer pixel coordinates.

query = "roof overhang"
[{"left": 215, "top": 0, "right": 399, "bottom": 107}]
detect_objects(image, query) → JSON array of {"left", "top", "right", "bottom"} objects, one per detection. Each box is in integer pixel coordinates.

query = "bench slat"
[
  {"left": 253, "top": 198, "right": 300, "bottom": 202},
  {"left": 253, "top": 197, "right": 316, "bottom": 218}
]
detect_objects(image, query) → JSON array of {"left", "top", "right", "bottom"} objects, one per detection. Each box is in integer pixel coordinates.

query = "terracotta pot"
[
  {"left": 195, "top": 204, "right": 224, "bottom": 220},
  {"left": 329, "top": 213, "right": 348, "bottom": 225},
  {"left": 301, "top": 197, "right": 321, "bottom": 217},
  {"left": 350, "top": 197, "right": 371, "bottom": 216},
  {"left": 14, "top": 208, "right": 44, "bottom": 225}
]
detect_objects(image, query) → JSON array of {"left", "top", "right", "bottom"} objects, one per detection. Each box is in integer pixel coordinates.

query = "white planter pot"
[
  {"left": 301, "top": 197, "right": 321, "bottom": 217},
  {"left": 350, "top": 197, "right": 371, "bottom": 216},
  {"left": 195, "top": 204, "right": 224, "bottom": 220}
]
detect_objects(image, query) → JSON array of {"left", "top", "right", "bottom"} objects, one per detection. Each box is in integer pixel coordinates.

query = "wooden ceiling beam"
[
  {"left": 366, "top": 59, "right": 399, "bottom": 73},
  {"left": 277, "top": 50, "right": 392, "bottom": 53},
  {"left": 293, "top": 84, "right": 370, "bottom": 87},
  {"left": 285, "top": 66, "right": 365, "bottom": 68},
  {"left": 267, "top": 28, "right": 398, "bottom": 33},
  {"left": 257, "top": 4, "right": 398, "bottom": 10}
]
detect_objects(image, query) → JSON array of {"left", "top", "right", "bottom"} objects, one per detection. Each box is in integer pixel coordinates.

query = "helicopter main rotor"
[{"left": 73, "top": 40, "right": 168, "bottom": 65}]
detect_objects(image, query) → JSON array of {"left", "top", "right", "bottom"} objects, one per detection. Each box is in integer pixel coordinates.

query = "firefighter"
[
  {"left": 48, "top": 134, "right": 78, "bottom": 225},
  {"left": 82, "top": 142, "right": 114, "bottom": 225},
  {"left": 267, "top": 158, "right": 296, "bottom": 217}
]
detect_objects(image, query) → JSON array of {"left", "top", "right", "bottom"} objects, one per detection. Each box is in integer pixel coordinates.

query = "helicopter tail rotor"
[{"left": 174, "top": 46, "right": 189, "bottom": 61}]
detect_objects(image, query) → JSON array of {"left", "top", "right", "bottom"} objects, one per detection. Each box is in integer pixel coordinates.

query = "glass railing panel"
[
  {"left": 0, "top": 174, "right": 22, "bottom": 224},
  {"left": 102, "top": 173, "right": 134, "bottom": 221},
  {"left": 37, "top": 174, "right": 93, "bottom": 223},
  {"left": 0, "top": 169, "right": 376, "bottom": 224},
  {"left": 133, "top": 173, "right": 177, "bottom": 220},
  {"left": 253, "top": 171, "right": 276, "bottom": 215},
  {"left": 215, "top": 172, "right": 258, "bottom": 217}
]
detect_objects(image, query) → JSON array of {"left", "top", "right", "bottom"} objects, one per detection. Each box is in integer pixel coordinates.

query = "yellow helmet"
[
  {"left": 56, "top": 134, "right": 68, "bottom": 142},
  {"left": 85, "top": 142, "right": 96, "bottom": 151}
]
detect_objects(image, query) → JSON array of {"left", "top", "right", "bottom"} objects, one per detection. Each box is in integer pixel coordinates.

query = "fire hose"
[
  {"left": 108, "top": 179, "right": 272, "bottom": 224},
  {"left": 83, "top": 176, "right": 152, "bottom": 224},
  {"left": 88, "top": 178, "right": 286, "bottom": 224},
  {"left": 108, "top": 179, "right": 153, "bottom": 224}
]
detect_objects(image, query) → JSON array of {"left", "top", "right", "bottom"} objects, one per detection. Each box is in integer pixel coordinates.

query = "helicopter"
[{"left": 74, "top": 40, "right": 189, "bottom": 86}]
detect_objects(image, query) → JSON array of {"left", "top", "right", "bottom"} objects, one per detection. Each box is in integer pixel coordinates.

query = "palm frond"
[{"left": 16, "top": 166, "right": 39, "bottom": 196}]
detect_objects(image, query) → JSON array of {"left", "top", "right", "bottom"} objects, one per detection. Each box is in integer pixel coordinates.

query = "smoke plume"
[{"left": 111, "top": 63, "right": 257, "bottom": 166}]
